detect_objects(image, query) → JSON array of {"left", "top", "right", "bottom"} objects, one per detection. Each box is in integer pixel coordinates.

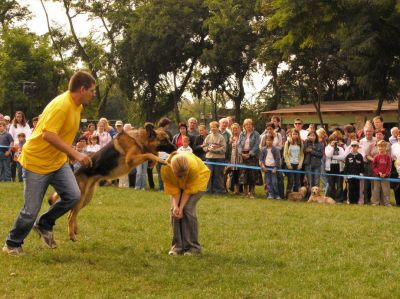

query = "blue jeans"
[
  {"left": 305, "top": 165, "right": 321, "bottom": 187},
  {"left": 6, "top": 163, "right": 80, "bottom": 247},
  {"left": 265, "top": 171, "right": 279, "bottom": 198},
  {"left": 156, "top": 163, "right": 164, "bottom": 191},
  {"left": 287, "top": 163, "right": 300, "bottom": 193},
  {"left": 0, "top": 154, "right": 11, "bottom": 181},
  {"left": 206, "top": 158, "right": 225, "bottom": 193},
  {"left": 135, "top": 161, "right": 148, "bottom": 189}
]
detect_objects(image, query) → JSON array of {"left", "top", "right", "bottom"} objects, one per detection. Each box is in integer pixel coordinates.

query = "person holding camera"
[{"left": 325, "top": 131, "right": 346, "bottom": 202}]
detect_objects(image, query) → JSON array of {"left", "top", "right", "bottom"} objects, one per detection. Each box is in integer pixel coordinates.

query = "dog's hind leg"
[{"left": 68, "top": 177, "right": 98, "bottom": 241}]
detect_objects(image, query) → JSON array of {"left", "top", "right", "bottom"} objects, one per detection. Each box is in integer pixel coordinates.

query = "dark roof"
[{"left": 262, "top": 100, "right": 397, "bottom": 115}]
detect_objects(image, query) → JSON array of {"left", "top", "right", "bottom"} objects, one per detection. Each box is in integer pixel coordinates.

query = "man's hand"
[
  {"left": 73, "top": 151, "right": 92, "bottom": 168},
  {"left": 272, "top": 168, "right": 277, "bottom": 174}
]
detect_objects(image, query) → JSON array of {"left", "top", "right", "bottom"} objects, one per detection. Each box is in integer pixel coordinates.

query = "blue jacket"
[
  {"left": 260, "top": 146, "right": 281, "bottom": 169},
  {"left": 238, "top": 130, "right": 261, "bottom": 158}
]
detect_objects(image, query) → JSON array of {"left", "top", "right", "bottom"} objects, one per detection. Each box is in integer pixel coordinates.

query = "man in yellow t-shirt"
[
  {"left": 3, "top": 71, "right": 95, "bottom": 256},
  {"left": 161, "top": 152, "right": 210, "bottom": 256}
]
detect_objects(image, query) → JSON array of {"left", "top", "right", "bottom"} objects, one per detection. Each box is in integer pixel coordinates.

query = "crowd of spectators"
[{"left": 1, "top": 110, "right": 399, "bottom": 206}]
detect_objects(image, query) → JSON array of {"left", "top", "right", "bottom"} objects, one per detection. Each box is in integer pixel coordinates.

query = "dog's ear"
[{"left": 144, "top": 122, "right": 157, "bottom": 140}]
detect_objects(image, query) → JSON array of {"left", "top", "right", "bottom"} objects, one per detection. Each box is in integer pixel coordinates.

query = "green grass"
[{"left": 1, "top": 182, "right": 400, "bottom": 298}]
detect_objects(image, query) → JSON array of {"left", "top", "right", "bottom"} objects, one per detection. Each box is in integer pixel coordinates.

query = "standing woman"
[
  {"left": 229, "top": 123, "right": 242, "bottom": 194},
  {"left": 238, "top": 119, "right": 263, "bottom": 198},
  {"left": 161, "top": 152, "right": 210, "bottom": 256},
  {"left": 283, "top": 128, "right": 304, "bottom": 196},
  {"left": 94, "top": 120, "right": 112, "bottom": 148},
  {"left": 9, "top": 111, "right": 32, "bottom": 182},
  {"left": 173, "top": 122, "right": 194, "bottom": 149}
]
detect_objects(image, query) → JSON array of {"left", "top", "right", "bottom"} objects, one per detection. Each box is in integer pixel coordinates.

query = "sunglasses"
[{"left": 295, "top": 123, "right": 302, "bottom": 125}]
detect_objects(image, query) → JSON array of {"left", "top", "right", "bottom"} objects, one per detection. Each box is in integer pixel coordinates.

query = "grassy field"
[{"left": 1, "top": 182, "right": 400, "bottom": 298}]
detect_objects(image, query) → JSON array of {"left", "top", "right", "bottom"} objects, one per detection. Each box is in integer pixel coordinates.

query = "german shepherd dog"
[{"left": 49, "top": 123, "right": 176, "bottom": 241}]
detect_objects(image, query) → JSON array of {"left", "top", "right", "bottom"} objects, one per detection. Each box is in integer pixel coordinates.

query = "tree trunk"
[
  {"left": 398, "top": 95, "right": 400, "bottom": 127},
  {"left": 376, "top": 98, "right": 384, "bottom": 116}
]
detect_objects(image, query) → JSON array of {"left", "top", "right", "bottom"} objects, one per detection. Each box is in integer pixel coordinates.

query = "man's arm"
[{"left": 42, "top": 131, "right": 92, "bottom": 167}]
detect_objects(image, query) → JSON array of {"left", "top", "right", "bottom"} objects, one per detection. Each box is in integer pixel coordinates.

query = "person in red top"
[{"left": 371, "top": 140, "right": 392, "bottom": 206}]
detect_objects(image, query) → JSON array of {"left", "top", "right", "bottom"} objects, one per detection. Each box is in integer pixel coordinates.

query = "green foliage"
[
  {"left": 2, "top": 183, "right": 400, "bottom": 297},
  {"left": 118, "top": 0, "right": 208, "bottom": 121},
  {"left": 0, "top": 27, "right": 62, "bottom": 119},
  {"left": 0, "top": 0, "right": 30, "bottom": 28}
]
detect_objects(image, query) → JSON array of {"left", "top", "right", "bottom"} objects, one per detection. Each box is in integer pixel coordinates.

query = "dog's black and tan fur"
[{"left": 49, "top": 123, "right": 176, "bottom": 241}]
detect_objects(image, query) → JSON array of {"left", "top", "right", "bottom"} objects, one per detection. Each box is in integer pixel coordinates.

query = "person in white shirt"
[
  {"left": 293, "top": 118, "right": 308, "bottom": 142},
  {"left": 86, "top": 135, "right": 101, "bottom": 154},
  {"left": 94, "top": 120, "right": 112, "bottom": 148}
]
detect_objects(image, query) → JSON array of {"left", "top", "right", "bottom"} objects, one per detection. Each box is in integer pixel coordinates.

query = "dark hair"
[
  {"left": 68, "top": 71, "right": 96, "bottom": 92},
  {"left": 12, "top": 111, "right": 27, "bottom": 128},
  {"left": 344, "top": 124, "right": 355, "bottom": 134},
  {"left": 32, "top": 116, "right": 39, "bottom": 122},
  {"left": 271, "top": 115, "right": 281, "bottom": 122},
  {"left": 178, "top": 122, "right": 187, "bottom": 130},
  {"left": 265, "top": 122, "right": 275, "bottom": 129},
  {"left": 158, "top": 117, "right": 171, "bottom": 128}
]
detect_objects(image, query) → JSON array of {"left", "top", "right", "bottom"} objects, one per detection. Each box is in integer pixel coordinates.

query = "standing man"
[
  {"left": 3, "top": 71, "right": 95, "bottom": 255},
  {"left": 372, "top": 116, "right": 390, "bottom": 141},
  {"left": 187, "top": 117, "right": 199, "bottom": 138},
  {"left": 294, "top": 118, "right": 308, "bottom": 142},
  {"left": 219, "top": 118, "right": 231, "bottom": 161}
]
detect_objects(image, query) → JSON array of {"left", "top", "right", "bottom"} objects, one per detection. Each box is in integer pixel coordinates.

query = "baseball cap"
[
  {"left": 115, "top": 120, "right": 123, "bottom": 126},
  {"left": 4, "top": 115, "right": 10, "bottom": 121},
  {"left": 350, "top": 140, "right": 359, "bottom": 147}
]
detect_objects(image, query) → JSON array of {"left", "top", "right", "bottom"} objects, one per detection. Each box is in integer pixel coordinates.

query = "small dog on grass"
[
  {"left": 307, "top": 186, "right": 336, "bottom": 204},
  {"left": 287, "top": 186, "right": 308, "bottom": 202}
]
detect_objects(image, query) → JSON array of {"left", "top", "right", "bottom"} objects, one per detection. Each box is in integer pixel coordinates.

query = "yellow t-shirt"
[
  {"left": 161, "top": 152, "right": 211, "bottom": 195},
  {"left": 18, "top": 91, "right": 83, "bottom": 174}
]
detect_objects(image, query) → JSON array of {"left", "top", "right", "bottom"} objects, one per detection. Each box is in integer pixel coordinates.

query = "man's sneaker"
[
  {"left": 2, "top": 244, "right": 24, "bottom": 256},
  {"left": 33, "top": 224, "right": 57, "bottom": 249},
  {"left": 168, "top": 250, "right": 179, "bottom": 256}
]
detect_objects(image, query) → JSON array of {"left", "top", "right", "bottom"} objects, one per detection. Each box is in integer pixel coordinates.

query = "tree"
[
  {"left": 265, "top": 0, "right": 346, "bottom": 127},
  {"left": 118, "top": 0, "right": 208, "bottom": 122},
  {"left": 199, "top": 0, "right": 261, "bottom": 123},
  {"left": 0, "top": 28, "right": 61, "bottom": 119},
  {"left": 0, "top": 0, "right": 30, "bottom": 28},
  {"left": 339, "top": 0, "right": 400, "bottom": 115}
]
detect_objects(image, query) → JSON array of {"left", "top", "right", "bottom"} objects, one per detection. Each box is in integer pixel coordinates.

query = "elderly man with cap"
[
  {"left": 114, "top": 120, "right": 124, "bottom": 137},
  {"left": 4, "top": 116, "right": 10, "bottom": 131}
]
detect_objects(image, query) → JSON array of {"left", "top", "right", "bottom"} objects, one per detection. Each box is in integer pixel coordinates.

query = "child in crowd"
[
  {"left": 389, "top": 127, "right": 399, "bottom": 145},
  {"left": 371, "top": 140, "right": 392, "bottom": 206},
  {"left": 283, "top": 128, "right": 304, "bottom": 195},
  {"left": 86, "top": 135, "right": 101, "bottom": 154},
  {"left": 344, "top": 141, "right": 364, "bottom": 204},
  {"left": 13, "top": 132, "right": 26, "bottom": 182},
  {"left": 260, "top": 134, "right": 281, "bottom": 199},
  {"left": 303, "top": 131, "right": 323, "bottom": 188},
  {"left": 177, "top": 136, "right": 193, "bottom": 153},
  {"left": 72, "top": 139, "right": 88, "bottom": 171},
  {"left": 0, "top": 121, "right": 13, "bottom": 181}
]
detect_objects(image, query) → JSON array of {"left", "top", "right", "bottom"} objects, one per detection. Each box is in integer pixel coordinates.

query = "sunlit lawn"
[{"left": 1, "top": 182, "right": 400, "bottom": 298}]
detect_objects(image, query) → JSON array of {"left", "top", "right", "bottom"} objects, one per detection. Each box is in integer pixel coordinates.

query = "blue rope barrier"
[
  {"left": 0, "top": 145, "right": 12, "bottom": 149},
  {"left": 204, "top": 161, "right": 400, "bottom": 183}
]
